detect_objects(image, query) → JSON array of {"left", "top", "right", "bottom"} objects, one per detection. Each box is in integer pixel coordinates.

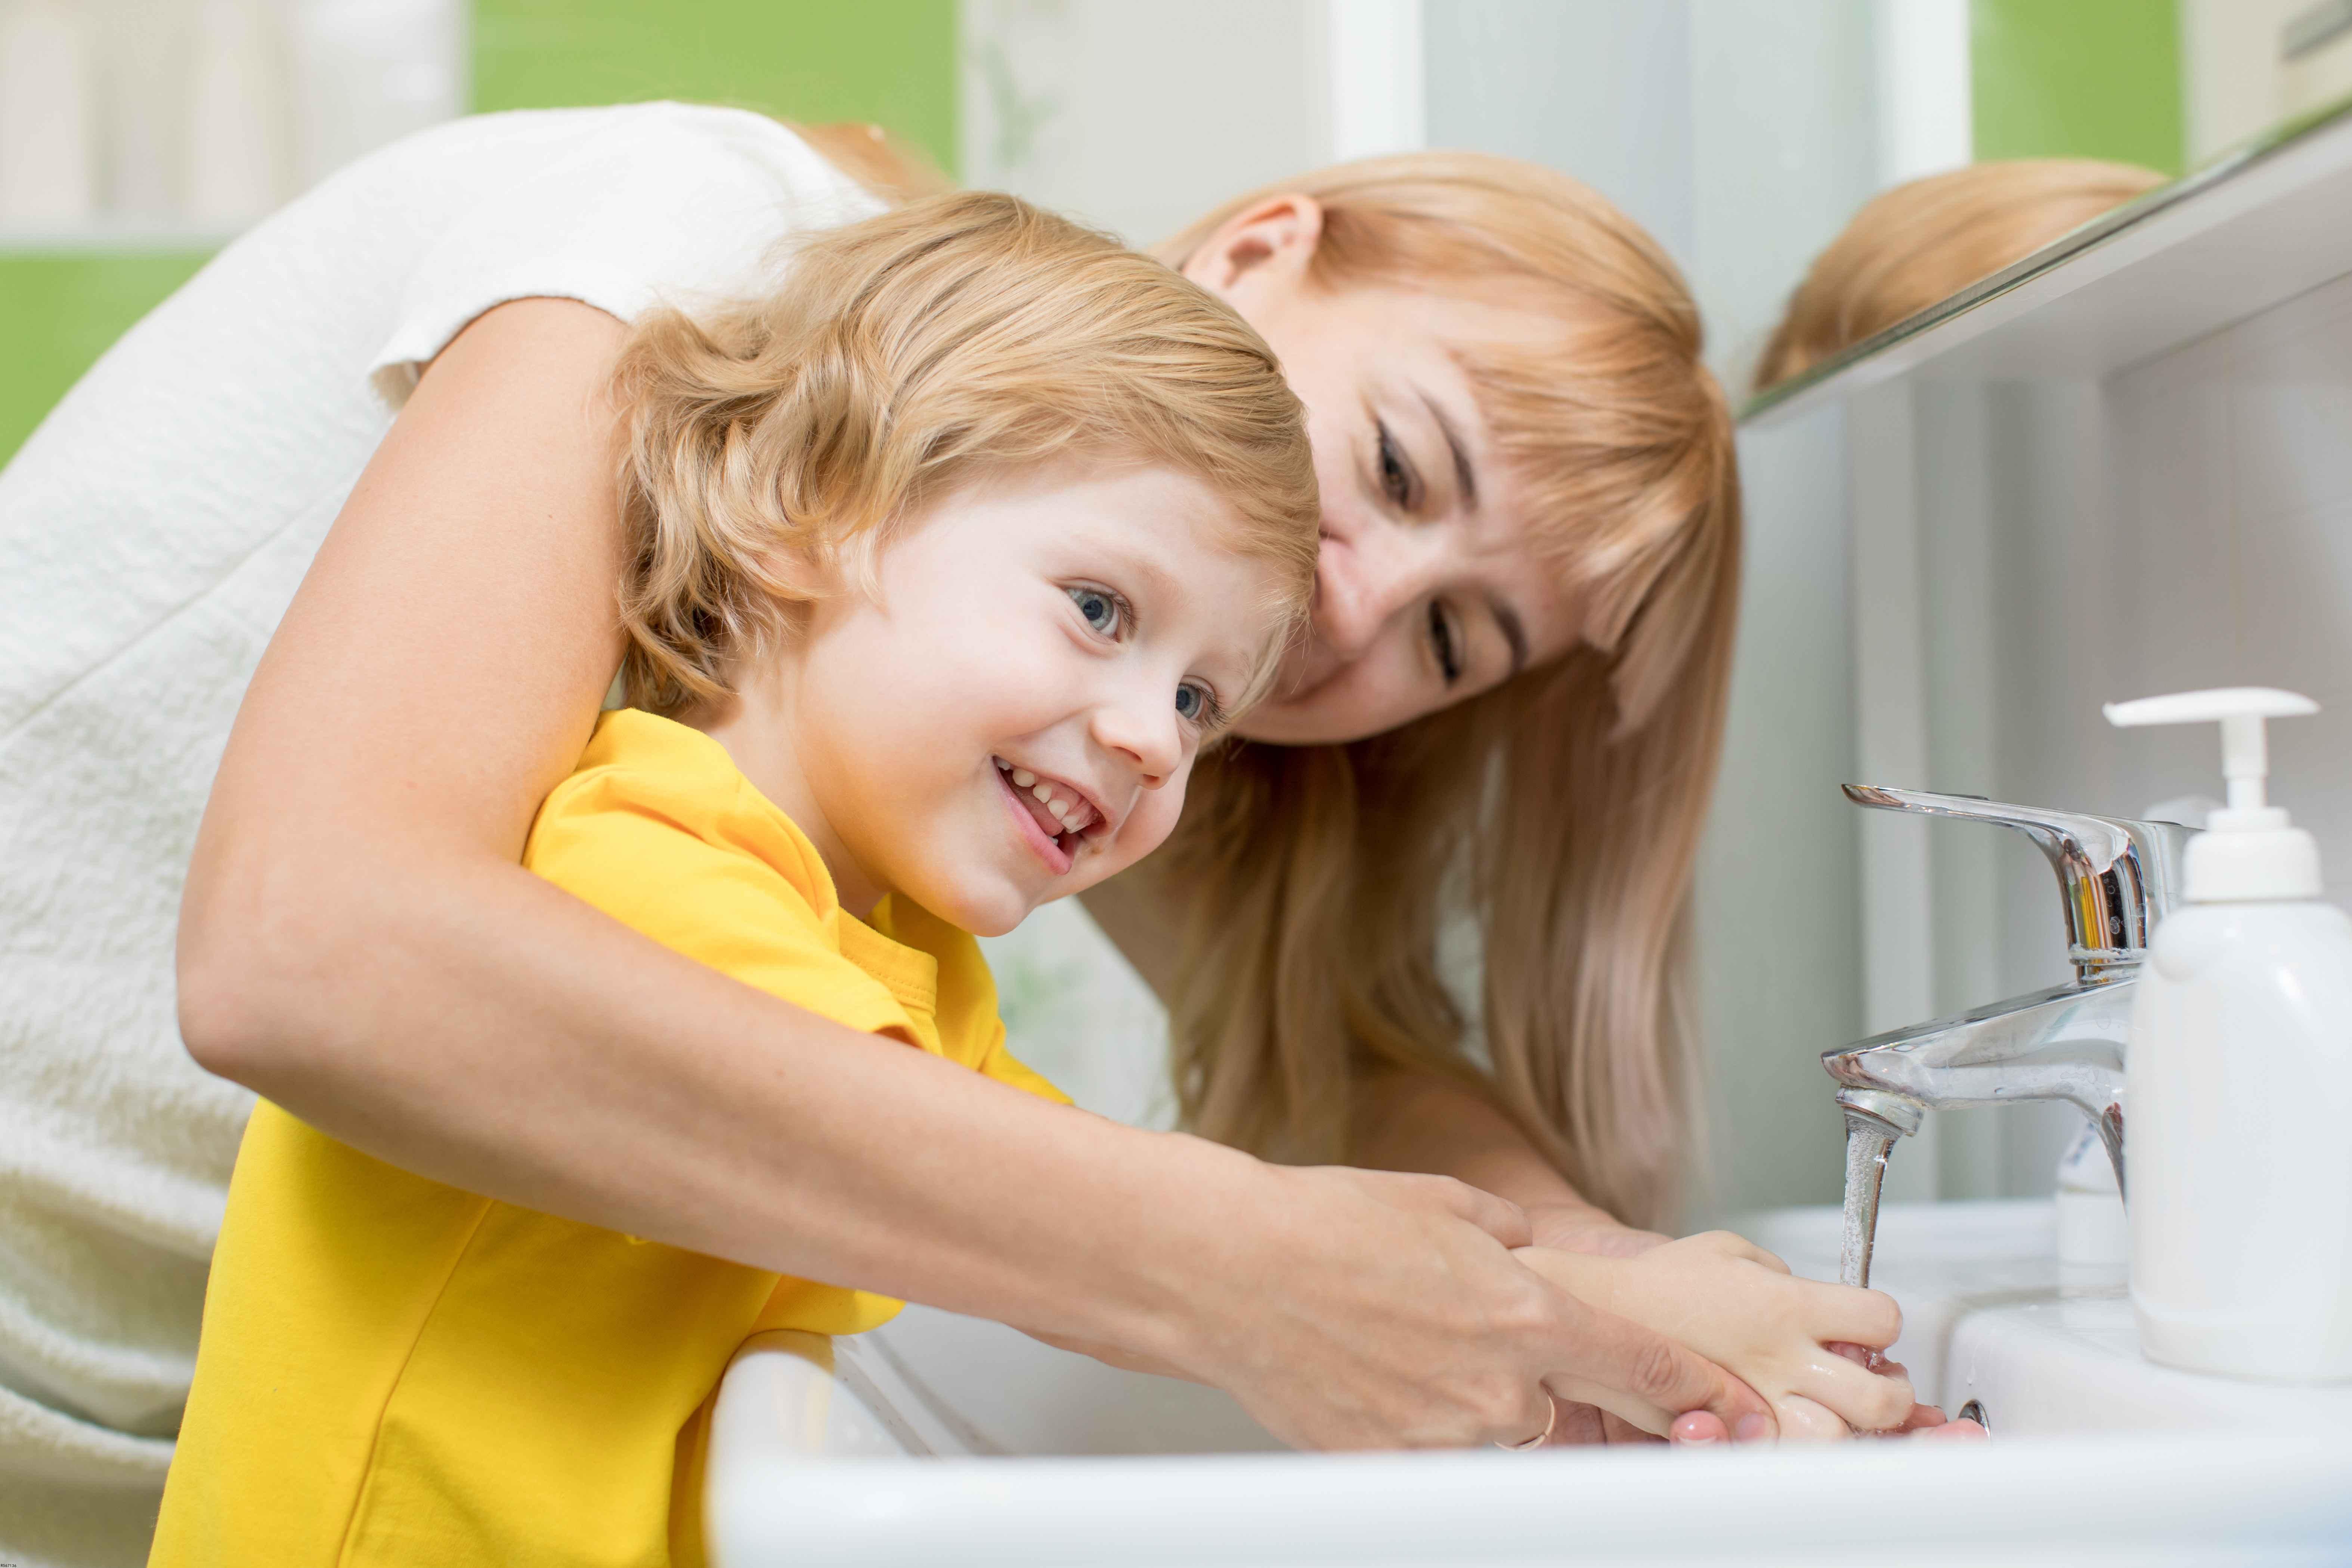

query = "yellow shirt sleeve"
[
  {"left": 526, "top": 762, "right": 920, "bottom": 1042},
  {"left": 524, "top": 714, "right": 1066, "bottom": 1107},
  {"left": 973, "top": 1026, "right": 1071, "bottom": 1104}
]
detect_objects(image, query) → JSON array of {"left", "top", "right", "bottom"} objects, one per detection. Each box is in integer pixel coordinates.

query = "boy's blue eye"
[
  {"left": 1068, "top": 586, "right": 1120, "bottom": 634},
  {"left": 1176, "top": 682, "right": 1220, "bottom": 726}
]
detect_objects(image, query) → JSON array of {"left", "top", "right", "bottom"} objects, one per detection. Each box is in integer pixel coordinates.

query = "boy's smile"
[
  {"left": 690, "top": 461, "right": 1292, "bottom": 935},
  {"left": 991, "top": 756, "right": 1109, "bottom": 876}
]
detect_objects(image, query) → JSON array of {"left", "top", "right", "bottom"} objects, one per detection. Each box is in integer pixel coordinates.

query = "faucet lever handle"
[{"left": 1843, "top": 784, "right": 2193, "bottom": 970}]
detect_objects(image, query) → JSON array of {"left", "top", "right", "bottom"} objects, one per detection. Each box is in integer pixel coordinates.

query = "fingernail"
[
  {"left": 1734, "top": 1414, "right": 1772, "bottom": 1442},
  {"left": 1676, "top": 1431, "right": 1719, "bottom": 1445}
]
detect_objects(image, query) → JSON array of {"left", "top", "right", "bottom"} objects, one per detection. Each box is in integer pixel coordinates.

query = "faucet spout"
[
  {"left": 1823, "top": 977, "right": 2134, "bottom": 1196},
  {"left": 1818, "top": 786, "right": 2182, "bottom": 1287}
]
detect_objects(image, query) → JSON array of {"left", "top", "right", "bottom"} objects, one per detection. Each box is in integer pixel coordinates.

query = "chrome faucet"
[{"left": 1821, "top": 786, "right": 2194, "bottom": 1200}]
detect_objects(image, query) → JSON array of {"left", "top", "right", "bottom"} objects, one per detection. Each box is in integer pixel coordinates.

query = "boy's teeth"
[{"left": 1000, "top": 763, "right": 1098, "bottom": 839}]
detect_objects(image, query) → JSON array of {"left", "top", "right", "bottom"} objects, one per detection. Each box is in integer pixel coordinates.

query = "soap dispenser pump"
[{"left": 2105, "top": 687, "right": 2352, "bottom": 1380}]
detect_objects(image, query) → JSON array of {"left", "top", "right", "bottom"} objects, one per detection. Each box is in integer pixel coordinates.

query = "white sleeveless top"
[{"left": 0, "top": 102, "right": 876, "bottom": 1565}]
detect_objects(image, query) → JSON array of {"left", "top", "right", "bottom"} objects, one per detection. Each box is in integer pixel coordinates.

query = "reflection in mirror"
[{"left": 1751, "top": 158, "right": 2167, "bottom": 395}]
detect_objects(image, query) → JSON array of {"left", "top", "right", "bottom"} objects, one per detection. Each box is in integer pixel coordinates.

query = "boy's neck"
[{"left": 679, "top": 680, "right": 889, "bottom": 919}]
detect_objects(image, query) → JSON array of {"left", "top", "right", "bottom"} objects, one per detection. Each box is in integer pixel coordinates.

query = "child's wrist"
[
  {"left": 1524, "top": 1202, "right": 1668, "bottom": 1259},
  {"left": 1512, "top": 1244, "right": 1635, "bottom": 1317}
]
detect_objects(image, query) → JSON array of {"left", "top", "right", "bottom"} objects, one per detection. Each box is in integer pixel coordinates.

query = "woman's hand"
[
  {"left": 1346, "top": 1073, "right": 1727, "bottom": 1445},
  {"left": 1154, "top": 1165, "right": 1775, "bottom": 1450},
  {"left": 1523, "top": 1202, "right": 1689, "bottom": 1443}
]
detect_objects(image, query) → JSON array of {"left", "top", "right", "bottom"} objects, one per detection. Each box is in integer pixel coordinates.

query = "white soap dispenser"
[{"left": 2105, "top": 687, "right": 2352, "bottom": 1380}]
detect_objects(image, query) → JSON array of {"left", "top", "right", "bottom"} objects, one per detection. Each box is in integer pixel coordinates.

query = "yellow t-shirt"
[{"left": 150, "top": 709, "right": 1065, "bottom": 1568}]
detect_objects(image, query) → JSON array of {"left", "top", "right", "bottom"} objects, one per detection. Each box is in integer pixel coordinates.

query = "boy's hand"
[
  {"left": 1516, "top": 1231, "right": 1915, "bottom": 1440},
  {"left": 1523, "top": 1201, "right": 1670, "bottom": 1259}
]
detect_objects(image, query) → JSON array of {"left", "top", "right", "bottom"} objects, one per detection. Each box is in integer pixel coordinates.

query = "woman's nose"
[{"left": 1316, "top": 515, "right": 1431, "bottom": 662}]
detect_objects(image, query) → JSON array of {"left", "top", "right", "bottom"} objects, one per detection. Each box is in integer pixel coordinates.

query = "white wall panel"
[{"left": 959, "top": 0, "right": 1324, "bottom": 247}]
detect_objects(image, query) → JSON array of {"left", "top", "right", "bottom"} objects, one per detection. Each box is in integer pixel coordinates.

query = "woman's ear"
[{"left": 1180, "top": 194, "right": 1326, "bottom": 299}]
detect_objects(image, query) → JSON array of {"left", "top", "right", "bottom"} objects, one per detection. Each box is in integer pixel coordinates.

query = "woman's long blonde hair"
[
  {"left": 1155, "top": 155, "right": 1741, "bottom": 1229},
  {"left": 1755, "top": 157, "right": 2165, "bottom": 391}
]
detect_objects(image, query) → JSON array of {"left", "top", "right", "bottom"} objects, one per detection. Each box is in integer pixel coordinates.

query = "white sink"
[
  {"left": 704, "top": 1201, "right": 2352, "bottom": 1566},
  {"left": 1745, "top": 1199, "right": 2352, "bottom": 1435}
]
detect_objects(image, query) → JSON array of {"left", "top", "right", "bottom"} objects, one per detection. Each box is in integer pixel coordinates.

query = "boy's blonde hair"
[{"left": 611, "top": 190, "right": 1320, "bottom": 715}]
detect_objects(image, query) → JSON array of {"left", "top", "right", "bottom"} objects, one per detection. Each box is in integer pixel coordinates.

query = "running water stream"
[{"left": 1838, "top": 1111, "right": 1900, "bottom": 1290}]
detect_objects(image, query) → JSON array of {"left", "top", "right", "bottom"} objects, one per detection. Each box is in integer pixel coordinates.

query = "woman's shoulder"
[
  {"left": 541, "top": 103, "right": 849, "bottom": 188},
  {"left": 361, "top": 102, "right": 882, "bottom": 406},
  {"left": 347, "top": 101, "right": 857, "bottom": 204},
  {"left": 461, "top": 101, "right": 880, "bottom": 241}
]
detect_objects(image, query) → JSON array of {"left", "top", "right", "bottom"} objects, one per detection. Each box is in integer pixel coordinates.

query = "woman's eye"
[
  {"left": 1427, "top": 600, "right": 1462, "bottom": 685},
  {"left": 1376, "top": 422, "right": 1412, "bottom": 507},
  {"left": 1067, "top": 585, "right": 1123, "bottom": 636}
]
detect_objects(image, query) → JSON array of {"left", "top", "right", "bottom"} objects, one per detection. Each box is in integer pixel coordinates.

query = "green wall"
[
  {"left": 1972, "top": 0, "right": 2186, "bottom": 174},
  {"left": 0, "top": 251, "right": 214, "bottom": 466},
  {"left": 473, "top": 0, "right": 957, "bottom": 176},
  {"left": 6, "top": 5, "right": 2198, "bottom": 466},
  {"left": 0, "top": 1, "right": 959, "bottom": 467}
]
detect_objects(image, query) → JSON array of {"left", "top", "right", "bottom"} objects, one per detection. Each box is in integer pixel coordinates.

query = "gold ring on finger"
[{"left": 1494, "top": 1397, "right": 1557, "bottom": 1451}]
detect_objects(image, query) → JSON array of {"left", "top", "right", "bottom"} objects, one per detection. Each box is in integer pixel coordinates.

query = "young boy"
[{"left": 149, "top": 192, "right": 1320, "bottom": 1568}]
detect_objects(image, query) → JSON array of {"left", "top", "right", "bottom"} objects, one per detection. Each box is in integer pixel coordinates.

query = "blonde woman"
[
  {"left": 0, "top": 102, "right": 1940, "bottom": 1562},
  {"left": 1755, "top": 157, "right": 2167, "bottom": 390}
]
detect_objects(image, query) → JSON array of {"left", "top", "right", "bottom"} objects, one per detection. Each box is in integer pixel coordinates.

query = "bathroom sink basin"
[
  {"left": 1743, "top": 1198, "right": 2352, "bottom": 1435},
  {"left": 704, "top": 1201, "right": 2352, "bottom": 1566}
]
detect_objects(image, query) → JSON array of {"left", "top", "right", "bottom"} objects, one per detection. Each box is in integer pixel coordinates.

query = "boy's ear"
[{"left": 1180, "top": 194, "right": 1326, "bottom": 297}]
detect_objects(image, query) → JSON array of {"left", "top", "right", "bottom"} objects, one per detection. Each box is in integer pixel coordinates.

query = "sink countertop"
[
  {"left": 707, "top": 1199, "right": 2352, "bottom": 1566},
  {"left": 1746, "top": 1198, "right": 2352, "bottom": 1432}
]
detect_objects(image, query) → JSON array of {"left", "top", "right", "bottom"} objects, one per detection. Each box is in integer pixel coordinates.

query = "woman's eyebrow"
[{"left": 1419, "top": 389, "right": 1478, "bottom": 510}]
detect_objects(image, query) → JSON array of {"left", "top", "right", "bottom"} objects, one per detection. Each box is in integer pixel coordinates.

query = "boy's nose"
[{"left": 1092, "top": 690, "right": 1181, "bottom": 790}]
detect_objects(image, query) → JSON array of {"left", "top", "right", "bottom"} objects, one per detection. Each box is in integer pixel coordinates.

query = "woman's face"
[{"left": 1184, "top": 198, "right": 1585, "bottom": 745}]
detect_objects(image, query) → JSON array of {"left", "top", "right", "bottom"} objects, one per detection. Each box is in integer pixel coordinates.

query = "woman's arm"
[{"left": 179, "top": 298, "right": 1770, "bottom": 1449}]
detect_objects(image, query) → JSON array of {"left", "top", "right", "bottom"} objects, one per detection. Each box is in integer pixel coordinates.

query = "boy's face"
[{"left": 773, "top": 463, "right": 1285, "bottom": 936}]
